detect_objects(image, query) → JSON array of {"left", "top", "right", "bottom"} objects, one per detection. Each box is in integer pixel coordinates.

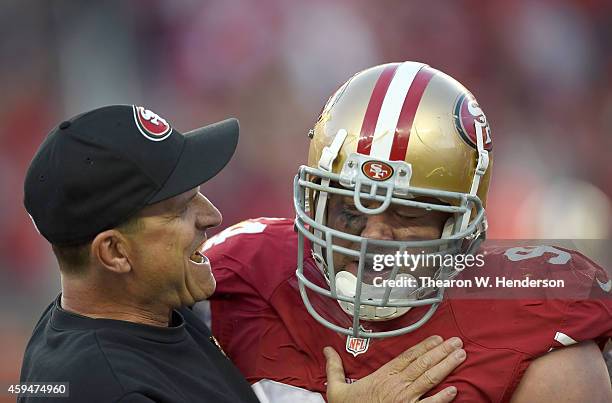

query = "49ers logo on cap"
[
  {"left": 362, "top": 160, "right": 394, "bottom": 181},
  {"left": 454, "top": 93, "right": 492, "bottom": 151},
  {"left": 133, "top": 105, "right": 172, "bottom": 141}
]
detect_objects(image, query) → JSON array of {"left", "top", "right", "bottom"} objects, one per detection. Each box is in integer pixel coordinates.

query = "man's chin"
[
  {"left": 185, "top": 260, "right": 216, "bottom": 302},
  {"left": 199, "top": 278, "right": 216, "bottom": 301}
]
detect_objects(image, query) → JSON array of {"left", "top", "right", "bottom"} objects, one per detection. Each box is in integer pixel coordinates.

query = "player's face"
[
  {"left": 326, "top": 194, "right": 450, "bottom": 282},
  {"left": 126, "top": 187, "right": 222, "bottom": 307}
]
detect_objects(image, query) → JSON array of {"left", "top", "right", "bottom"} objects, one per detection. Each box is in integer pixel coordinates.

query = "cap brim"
[{"left": 148, "top": 118, "right": 239, "bottom": 204}]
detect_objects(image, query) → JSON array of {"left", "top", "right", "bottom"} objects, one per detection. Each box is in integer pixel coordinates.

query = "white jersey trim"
[
  {"left": 554, "top": 331, "right": 577, "bottom": 346},
  {"left": 252, "top": 379, "right": 325, "bottom": 403}
]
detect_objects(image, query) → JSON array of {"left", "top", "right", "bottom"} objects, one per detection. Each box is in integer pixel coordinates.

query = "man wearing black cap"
[{"left": 19, "top": 105, "right": 259, "bottom": 402}]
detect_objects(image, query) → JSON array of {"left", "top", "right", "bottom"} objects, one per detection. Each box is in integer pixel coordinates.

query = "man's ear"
[{"left": 91, "top": 230, "right": 132, "bottom": 274}]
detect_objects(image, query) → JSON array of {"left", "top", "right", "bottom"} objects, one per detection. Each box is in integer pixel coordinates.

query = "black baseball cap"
[{"left": 24, "top": 104, "right": 239, "bottom": 245}]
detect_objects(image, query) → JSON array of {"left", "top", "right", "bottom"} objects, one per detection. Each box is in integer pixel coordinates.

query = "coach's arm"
[{"left": 511, "top": 340, "right": 612, "bottom": 402}]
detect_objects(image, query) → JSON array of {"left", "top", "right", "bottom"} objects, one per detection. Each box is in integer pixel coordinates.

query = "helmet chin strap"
[
  {"left": 458, "top": 112, "right": 490, "bottom": 233},
  {"left": 312, "top": 129, "right": 348, "bottom": 275}
]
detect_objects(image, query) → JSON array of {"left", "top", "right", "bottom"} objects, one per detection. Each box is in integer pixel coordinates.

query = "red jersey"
[{"left": 205, "top": 218, "right": 611, "bottom": 402}]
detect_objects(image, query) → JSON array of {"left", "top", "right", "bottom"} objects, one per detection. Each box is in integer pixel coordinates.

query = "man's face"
[
  {"left": 326, "top": 194, "right": 450, "bottom": 282},
  {"left": 125, "top": 186, "right": 221, "bottom": 308}
]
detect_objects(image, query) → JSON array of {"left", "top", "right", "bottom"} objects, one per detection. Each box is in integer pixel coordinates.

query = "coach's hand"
[{"left": 324, "top": 335, "right": 465, "bottom": 403}]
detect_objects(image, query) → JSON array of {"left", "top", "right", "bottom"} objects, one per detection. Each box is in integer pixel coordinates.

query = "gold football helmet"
[{"left": 294, "top": 61, "right": 493, "bottom": 338}]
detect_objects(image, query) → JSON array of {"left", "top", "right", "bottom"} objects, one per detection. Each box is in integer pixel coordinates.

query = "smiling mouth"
[
  {"left": 189, "top": 250, "right": 208, "bottom": 264},
  {"left": 189, "top": 240, "right": 209, "bottom": 265}
]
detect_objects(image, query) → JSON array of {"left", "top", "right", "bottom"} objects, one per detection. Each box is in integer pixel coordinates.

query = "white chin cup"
[{"left": 334, "top": 271, "right": 417, "bottom": 321}]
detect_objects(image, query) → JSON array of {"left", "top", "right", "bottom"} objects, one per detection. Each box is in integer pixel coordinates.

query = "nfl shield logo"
[{"left": 346, "top": 326, "right": 372, "bottom": 357}]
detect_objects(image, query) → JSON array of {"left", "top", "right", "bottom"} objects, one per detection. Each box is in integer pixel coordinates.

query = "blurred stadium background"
[{"left": 1, "top": 0, "right": 611, "bottom": 396}]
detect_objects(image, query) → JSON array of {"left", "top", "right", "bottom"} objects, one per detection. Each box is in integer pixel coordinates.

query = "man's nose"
[
  {"left": 195, "top": 195, "right": 222, "bottom": 230},
  {"left": 360, "top": 214, "right": 394, "bottom": 240}
]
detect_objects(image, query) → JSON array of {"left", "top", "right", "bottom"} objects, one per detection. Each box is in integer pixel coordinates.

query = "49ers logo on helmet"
[
  {"left": 133, "top": 105, "right": 172, "bottom": 141},
  {"left": 454, "top": 93, "right": 492, "bottom": 151},
  {"left": 362, "top": 160, "right": 394, "bottom": 181}
]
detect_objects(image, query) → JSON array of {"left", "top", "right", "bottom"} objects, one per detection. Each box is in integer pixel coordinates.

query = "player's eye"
[
  {"left": 395, "top": 209, "right": 426, "bottom": 219},
  {"left": 342, "top": 209, "right": 359, "bottom": 219},
  {"left": 340, "top": 206, "right": 365, "bottom": 227}
]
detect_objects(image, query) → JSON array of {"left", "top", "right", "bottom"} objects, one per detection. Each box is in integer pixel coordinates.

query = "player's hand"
[{"left": 324, "top": 335, "right": 465, "bottom": 403}]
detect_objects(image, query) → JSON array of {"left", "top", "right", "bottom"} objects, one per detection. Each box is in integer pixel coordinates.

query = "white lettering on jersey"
[
  {"left": 596, "top": 278, "right": 611, "bottom": 293},
  {"left": 203, "top": 219, "right": 268, "bottom": 249},
  {"left": 504, "top": 246, "right": 571, "bottom": 265}
]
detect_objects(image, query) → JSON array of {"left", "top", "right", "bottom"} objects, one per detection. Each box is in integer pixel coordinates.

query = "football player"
[{"left": 203, "top": 62, "right": 612, "bottom": 402}]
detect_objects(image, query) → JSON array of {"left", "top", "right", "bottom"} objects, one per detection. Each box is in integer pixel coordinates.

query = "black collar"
[{"left": 50, "top": 294, "right": 187, "bottom": 343}]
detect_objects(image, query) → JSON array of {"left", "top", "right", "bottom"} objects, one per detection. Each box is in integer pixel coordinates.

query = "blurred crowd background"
[{"left": 1, "top": 0, "right": 611, "bottom": 394}]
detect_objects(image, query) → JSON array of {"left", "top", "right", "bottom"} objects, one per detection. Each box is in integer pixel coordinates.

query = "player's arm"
[{"left": 511, "top": 340, "right": 612, "bottom": 403}]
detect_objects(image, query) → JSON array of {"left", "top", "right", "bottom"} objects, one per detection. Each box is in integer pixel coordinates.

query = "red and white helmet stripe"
[{"left": 357, "top": 62, "right": 434, "bottom": 161}]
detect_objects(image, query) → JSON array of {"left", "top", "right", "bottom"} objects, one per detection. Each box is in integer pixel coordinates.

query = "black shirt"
[{"left": 19, "top": 295, "right": 260, "bottom": 403}]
